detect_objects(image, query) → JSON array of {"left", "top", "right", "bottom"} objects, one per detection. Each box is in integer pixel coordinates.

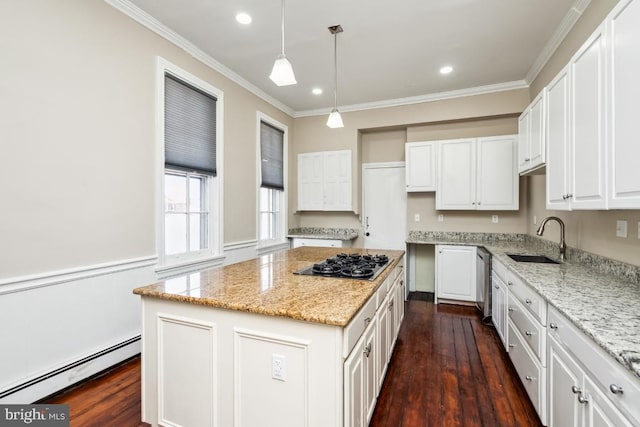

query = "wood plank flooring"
[{"left": 44, "top": 299, "right": 542, "bottom": 427}]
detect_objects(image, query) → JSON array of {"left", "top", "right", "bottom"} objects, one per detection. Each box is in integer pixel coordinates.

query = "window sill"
[{"left": 156, "top": 255, "right": 225, "bottom": 279}]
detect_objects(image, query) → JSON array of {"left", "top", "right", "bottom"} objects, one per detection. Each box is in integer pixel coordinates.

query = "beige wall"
[
  {"left": 525, "top": 0, "right": 640, "bottom": 266},
  {"left": 0, "top": 0, "right": 293, "bottom": 278}
]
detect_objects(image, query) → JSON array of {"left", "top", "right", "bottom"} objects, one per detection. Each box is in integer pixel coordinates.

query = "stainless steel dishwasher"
[{"left": 476, "top": 246, "right": 492, "bottom": 323}]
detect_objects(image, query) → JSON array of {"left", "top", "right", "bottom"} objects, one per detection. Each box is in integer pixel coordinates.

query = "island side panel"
[{"left": 141, "top": 297, "right": 342, "bottom": 427}]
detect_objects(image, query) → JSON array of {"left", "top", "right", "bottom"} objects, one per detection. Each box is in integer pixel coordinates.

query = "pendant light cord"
[
  {"left": 281, "top": 0, "right": 286, "bottom": 55},
  {"left": 333, "top": 32, "right": 338, "bottom": 109}
]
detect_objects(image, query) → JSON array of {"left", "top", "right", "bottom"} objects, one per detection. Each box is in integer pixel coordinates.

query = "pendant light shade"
[
  {"left": 327, "top": 25, "right": 344, "bottom": 128},
  {"left": 270, "top": 0, "right": 296, "bottom": 86}
]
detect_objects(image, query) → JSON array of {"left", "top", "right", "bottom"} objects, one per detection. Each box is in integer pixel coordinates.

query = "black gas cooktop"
[{"left": 294, "top": 253, "right": 391, "bottom": 281}]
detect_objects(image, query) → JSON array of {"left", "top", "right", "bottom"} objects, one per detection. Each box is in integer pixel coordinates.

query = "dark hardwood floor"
[{"left": 45, "top": 299, "right": 541, "bottom": 427}]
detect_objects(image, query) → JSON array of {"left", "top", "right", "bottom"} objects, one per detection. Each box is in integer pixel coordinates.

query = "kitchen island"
[{"left": 134, "top": 247, "right": 405, "bottom": 427}]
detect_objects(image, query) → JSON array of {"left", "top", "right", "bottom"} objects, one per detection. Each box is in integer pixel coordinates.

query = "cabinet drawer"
[
  {"left": 508, "top": 293, "right": 546, "bottom": 365},
  {"left": 343, "top": 295, "right": 377, "bottom": 357},
  {"left": 492, "top": 257, "right": 507, "bottom": 283},
  {"left": 508, "top": 320, "right": 546, "bottom": 423},
  {"left": 291, "top": 238, "right": 343, "bottom": 248},
  {"left": 548, "top": 306, "right": 640, "bottom": 423},
  {"left": 506, "top": 272, "right": 546, "bottom": 324}
]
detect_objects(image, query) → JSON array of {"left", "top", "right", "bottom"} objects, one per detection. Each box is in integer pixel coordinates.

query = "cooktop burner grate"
[{"left": 295, "top": 253, "right": 392, "bottom": 281}]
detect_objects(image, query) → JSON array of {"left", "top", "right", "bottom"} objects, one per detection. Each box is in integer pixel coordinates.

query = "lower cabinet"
[
  {"left": 344, "top": 263, "right": 405, "bottom": 427},
  {"left": 435, "top": 245, "right": 477, "bottom": 303},
  {"left": 290, "top": 237, "right": 352, "bottom": 248},
  {"left": 491, "top": 269, "right": 508, "bottom": 349}
]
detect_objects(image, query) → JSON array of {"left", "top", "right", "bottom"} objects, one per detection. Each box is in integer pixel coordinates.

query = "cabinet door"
[
  {"left": 476, "top": 135, "right": 519, "bottom": 210},
  {"left": 435, "top": 245, "right": 477, "bottom": 302},
  {"left": 387, "top": 289, "right": 397, "bottom": 353},
  {"left": 571, "top": 24, "right": 607, "bottom": 210},
  {"left": 436, "top": 139, "right": 476, "bottom": 210},
  {"left": 344, "top": 338, "right": 365, "bottom": 427},
  {"left": 362, "top": 322, "right": 377, "bottom": 424},
  {"left": 608, "top": 0, "right": 640, "bottom": 208},
  {"left": 394, "top": 276, "right": 405, "bottom": 336},
  {"left": 529, "top": 92, "right": 546, "bottom": 170},
  {"left": 297, "top": 153, "right": 323, "bottom": 210},
  {"left": 518, "top": 110, "right": 531, "bottom": 173},
  {"left": 323, "top": 150, "right": 352, "bottom": 211},
  {"left": 491, "top": 272, "right": 508, "bottom": 349},
  {"left": 376, "top": 296, "right": 389, "bottom": 389},
  {"left": 548, "top": 336, "right": 583, "bottom": 427},
  {"left": 405, "top": 142, "right": 436, "bottom": 192},
  {"left": 546, "top": 66, "right": 572, "bottom": 210}
]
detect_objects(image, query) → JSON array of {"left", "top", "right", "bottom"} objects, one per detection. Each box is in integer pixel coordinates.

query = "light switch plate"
[
  {"left": 414, "top": 213, "right": 420, "bottom": 223},
  {"left": 616, "top": 220, "right": 627, "bottom": 238},
  {"left": 492, "top": 215, "right": 499, "bottom": 224},
  {"left": 438, "top": 214, "right": 444, "bottom": 222}
]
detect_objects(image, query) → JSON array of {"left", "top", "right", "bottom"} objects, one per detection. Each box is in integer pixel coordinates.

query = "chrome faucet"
[{"left": 536, "top": 216, "right": 566, "bottom": 262}]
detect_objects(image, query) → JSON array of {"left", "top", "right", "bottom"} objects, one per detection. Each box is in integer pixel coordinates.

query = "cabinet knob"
[
  {"left": 363, "top": 343, "right": 372, "bottom": 358},
  {"left": 578, "top": 394, "right": 589, "bottom": 404},
  {"left": 525, "top": 298, "right": 532, "bottom": 305},
  {"left": 494, "top": 285, "right": 500, "bottom": 289},
  {"left": 571, "top": 385, "right": 582, "bottom": 394},
  {"left": 507, "top": 281, "right": 513, "bottom": 286},
  {"left": 549, "top": 322, "right": 558, "bottom": 330},
  {"left": 508, "top": 344, "right": 516, "bottom": 348},
  {"left": 525, "top": 331, "right": 533, "bottom": 337},
  {"left": 508, "top": 307, "right": 515, "bottom": 313},
  {"left": 525, "top": 375, "right": 534, "bottom": 382},
  {"left": 477, "top": 201, "right": 481, "bottom": 205},
  {"left": 567, "top": 193, "right": 573, "bottom": 198},
  {"left": 364, "top": 317, "right": 371, "bottom": 326},
  {"left": 525, "top": 157, "right": 531, "bottom": 162},
  {"left": 610, "top": 384, "right": 624, "bottom": 395},
  {"left": 472, "top": 202, "right": 476, "bottom": 205}
]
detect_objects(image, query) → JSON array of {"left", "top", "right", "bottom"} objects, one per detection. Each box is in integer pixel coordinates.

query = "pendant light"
[
  {"left": 270, "top": 0, "right": 296, "bottom": 86},
  {"left": 326, "top": 25, "right": 344, "bottom": 128}
]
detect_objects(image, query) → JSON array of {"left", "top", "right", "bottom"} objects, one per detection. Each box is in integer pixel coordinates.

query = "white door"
[{"left": 362, "top": 163, "right": 407, "bottom": 251}]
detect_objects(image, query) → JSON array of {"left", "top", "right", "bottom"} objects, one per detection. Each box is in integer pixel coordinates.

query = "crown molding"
[
  {"left": 525, "top": 0, "right": 592, "bottom": 85},
  {"left": 104, "top": 0, "right": 296, "bottom": 117},
  {"left": 294, "top": 80, "right": 529, "bottom": 118}
]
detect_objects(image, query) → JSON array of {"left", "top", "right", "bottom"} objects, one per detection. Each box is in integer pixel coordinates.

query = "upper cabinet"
[
  {"left": 436, "top": 135, "right": 519, "bottom": 210},
  {"left": 547, "top": 25, "right": 607, "bottom": 211},
  {"left": 608, "top": 0, "right": 640, "bottom": 208},
  {"left": 298, "top": 150, "right": 352, "bottom": 211},
  {"left": 518, "top": 91, "right": 546, "bottom": 175},
  {"left": 405, "top": 141, "right": 436, "bottom": 192}
]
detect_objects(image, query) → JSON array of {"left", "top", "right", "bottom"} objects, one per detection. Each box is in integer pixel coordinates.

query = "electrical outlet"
[
  {"left": 616, "top": 220, "right": 628, "bottom": 238},
  {"left": 492, "top": 215, "right": 499, "bottom": 224},
  {"left": 272, "top": 354, "right": 286, "bottom": 381},
  {"left": 414, "top": 213, "right": 420, "bottom": 223},
  {"left": 533, "top": 215, "right": 537, "bottom": 225},
  {"left": 438, "top": 214, "right": 444, "bottom": 222}
]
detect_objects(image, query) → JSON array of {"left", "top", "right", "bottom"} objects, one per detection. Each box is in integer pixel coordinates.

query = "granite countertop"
[
  {"left": 408, "top": 231, "right": 640, "bottom": 379},
  {"left": 133, "top": 247, "right": 404, "bottom": 327},
  {"left": 287, "top": 227, "right": 359, "bottom": 241}
]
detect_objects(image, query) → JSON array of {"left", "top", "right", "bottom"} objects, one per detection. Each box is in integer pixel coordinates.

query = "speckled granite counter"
[
  {"left": 407, "top": 231, "right": 640, "bottom": 379},
  {"left": 134, "top": 247, "right": 403, "bottom": 327},
  {"left": 287, "top": 227, "right": 359, "bottom": 241}
]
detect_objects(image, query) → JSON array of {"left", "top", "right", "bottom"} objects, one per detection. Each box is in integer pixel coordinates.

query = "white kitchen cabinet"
[
  {"left": 344, "top": 319, "right": 377, "bottom": 427},
  {"left": 436, "top": 136, "right": 518, "bottom": 210},
  {"left": 435, "top": 245, "right": 477, "bottom": 303},
  {"left": 518, "top": 91, "right": 546, "bottom": 174},
  {"left": 491, "top": 259, "right": 508, "bottom": 350},
  {"left": 608, "top": 0, "right": 640, "bottom": 208},
  {"left": 405, "top": 141, "right": 436, "bottom": 192},
  {"left": 362, "top": 321, "right": 377, "bottom": 424},
  {"left": 375, "top": 292, "right": 390, "bottom": 389},
  {"left": 297, "top": 150, "right": 352, "bottom": 211},
  {"left": 290, "top": 237, "right": 351, "bottom": 248},
  {"left": 546, "top": 65, "right": 572, "bottom": 210}
]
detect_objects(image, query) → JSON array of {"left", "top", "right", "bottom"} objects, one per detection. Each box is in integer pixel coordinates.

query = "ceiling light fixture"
[
  {"left": 269, "top": 0, "right": 296, "bottom": 86},
  {"left": 440, "top": 65, "right": 453, "bottom": 75},
  {"left": 235, "top": 12, "right": 252, "bottom": 25},
  {"left": 326, "top": 25, "right": 344, "bottom": 129}
]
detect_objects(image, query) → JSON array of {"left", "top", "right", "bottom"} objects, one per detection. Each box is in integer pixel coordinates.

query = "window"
[
  {"left": 258, "top": 115, "right": 287, "bottom": 247},
  {"left": 158, "top": 58, "right": 223, "bottom": 269}
]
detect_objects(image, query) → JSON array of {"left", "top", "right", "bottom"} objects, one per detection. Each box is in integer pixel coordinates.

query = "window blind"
[
  {"left": 164, "top": 73, "right": 217, "bottom": 176},
  {"left": 260, "top": 121, "right": 285, "bottom": 191}
]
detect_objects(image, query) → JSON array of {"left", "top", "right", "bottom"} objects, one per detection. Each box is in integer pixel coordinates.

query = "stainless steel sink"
[{"left": 506, "top": 253, "right": 560, "bottom": 264}]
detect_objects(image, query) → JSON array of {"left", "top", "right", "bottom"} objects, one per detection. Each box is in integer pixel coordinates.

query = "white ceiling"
[{"left": 124, "top": 0, "right": 584, "bottom": 115}]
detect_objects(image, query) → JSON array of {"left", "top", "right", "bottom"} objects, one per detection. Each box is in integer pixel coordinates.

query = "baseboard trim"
[{"left": 0, "top": 336, "right": 141, "bottom": 404}]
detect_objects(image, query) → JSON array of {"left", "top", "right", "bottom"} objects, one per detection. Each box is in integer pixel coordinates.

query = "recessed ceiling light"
[
  {"left": 235, "top": 12, "right": 252, "bottom": 25},
  {"left": 440, "top": 65, "right": 453, "bottom": 75},
  {"left": 312, "top": 88, "right": 323, "bottom": 95}
]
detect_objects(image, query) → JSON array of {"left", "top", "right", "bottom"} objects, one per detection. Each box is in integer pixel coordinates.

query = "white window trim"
[
  {"left": 256, "top": 111, "right": 288, "bottom": 252},
  {"left": 155, "top": 56, "right": 224, "bottom": 273}
]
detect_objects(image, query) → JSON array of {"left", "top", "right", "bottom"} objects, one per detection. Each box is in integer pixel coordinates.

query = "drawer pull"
[
  {"left": 549, "top": 322, "right": 558, "bottom": 330},
  {"left": 571, "top": 386, "right": 582, "bottom": 394},
  {"left": 508, "top": 307, "right": 515, "bottom": 313},
  {"left": 525, "top": 331, "right": 533, "bottom": 337},
  {"left": 363, "top": 343, "right": 372, "bottom": 358},
  {"left": 525, "top": 298, "right": 532, "bottom": 305},
  {"left": 525, "top": 375, "right": 534, "bottom": 382},
  {"left": 507, "top": 281, "right": 513, "bottom": 286},
  {"left": 578, "top": 394, "right": 589, "bottom": 404},
  {"left": 610, "top": 384, "right": 624, "bottom": 395},
  {"left": 494, "top": 285, "right": 500, "bottom": 289},
  {"left": 508, "top": 344, "right": 516, "bottom": 348},
  {"left": 364, "top": 317, "right": 371, "bottom": 325}
]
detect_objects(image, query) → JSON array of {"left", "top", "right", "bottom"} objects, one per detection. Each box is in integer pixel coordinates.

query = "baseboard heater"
[{"left": 0, "top": 335, "right": 141, "bottom": 404}]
